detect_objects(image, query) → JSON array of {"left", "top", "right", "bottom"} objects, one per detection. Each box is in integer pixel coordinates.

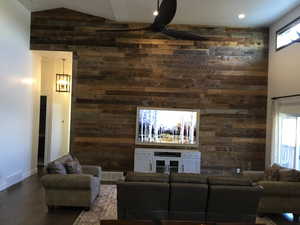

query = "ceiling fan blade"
[
  {"left": 162, "top": 28, "right": 208, "bottom": 41},
  {"left": 151, "top": 0, "right": 177, "bottom": 31},
  {"left": 96, "top": 27, "right": 150, "bottom": 32}
]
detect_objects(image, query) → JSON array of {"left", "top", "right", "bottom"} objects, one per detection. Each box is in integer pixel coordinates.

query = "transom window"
[{"left": 276, "top": 17, "right": 300, "bottom": 51}]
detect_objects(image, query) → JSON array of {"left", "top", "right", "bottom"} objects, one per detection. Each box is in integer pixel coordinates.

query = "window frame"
[
  {"left": 276, "top": 113, "right": 300, "bottom": 169},
  {"left": 276, "top": 16, "right": 300, "bottom": 51}
]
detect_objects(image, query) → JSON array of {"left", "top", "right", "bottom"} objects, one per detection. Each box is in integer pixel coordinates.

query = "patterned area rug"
[
  {"left": 73, "top": 185, "right": 277, "bottom": 225},
  {"left": 73, "top": 185, "right": 117, "bottom": 225}
]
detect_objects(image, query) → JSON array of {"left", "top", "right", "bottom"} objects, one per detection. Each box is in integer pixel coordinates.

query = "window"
[
  {"left": 277, "top": 114, "right": 300, "bottom": 169},
  {"left": 276, "top": 17, "right": 300, "bottom": 51}
]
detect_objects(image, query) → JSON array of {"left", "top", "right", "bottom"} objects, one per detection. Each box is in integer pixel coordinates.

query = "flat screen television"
[{"left": 136, "top": 107, "right": 200, "bottom": 147}]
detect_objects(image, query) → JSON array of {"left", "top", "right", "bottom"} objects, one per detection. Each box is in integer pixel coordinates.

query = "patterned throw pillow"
[
  {"left": 264, "top": 163, "right": 283, "bottom": 181},
  {"left": 47, "top": 161, "right": 67, "bottom": 174},
  {"left": 65, "top": 159, "right": 82, "bottom": 174},
  {"left": 279, "top": 168, "right": 300, "bottom": 182}
]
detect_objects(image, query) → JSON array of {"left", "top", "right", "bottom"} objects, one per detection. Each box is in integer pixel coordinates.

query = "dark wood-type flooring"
[
  {"left": 0, "top": 170, "right": 81, "bottom": 225},
  {"left": 0, "top": 172, "right": 296, "bottom": 225}
]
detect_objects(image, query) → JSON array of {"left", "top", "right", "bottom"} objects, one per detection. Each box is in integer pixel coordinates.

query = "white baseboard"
[
  {"left": 0, "top": 182, "right": 5, "bottom": 192},
  {"left": 0, "top": 167, "right": 38, "bottom": 192},
  {"left": 23, "top": 168, "right": 38, "bottom": 179}
]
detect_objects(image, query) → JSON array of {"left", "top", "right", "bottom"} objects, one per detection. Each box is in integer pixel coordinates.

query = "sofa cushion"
[
  {"left": 208, "top": 176, "right": 252, "bottom": 186},
  {"left": 65, "top": 159, "right": 82, "bottom": 174},
  {"left": 242, "top": 171, "right": 264, "bottom": 182},
  {"left": 258, "top": 181, "right": 300, "bottom": 197},
  {"left": 170, "top": 173, "right": 207, "bottom": 184},
  {"left": 41, "top": 174, "right": 95, "bottom": 190},
  {"left": 264, "top": 163, "right": 283, "bottom": 181},
  {"left": 206, "top": 185, "right": 262, "bottom": 223},
  {"left": 126, "top": 172, "right": 169, "bottom": 183},
  {"left": 47, "top": 161, "right": 67, "bottom": 174},
  {"left": 279, "top": 168, "right": 300, "bottom": 182}
]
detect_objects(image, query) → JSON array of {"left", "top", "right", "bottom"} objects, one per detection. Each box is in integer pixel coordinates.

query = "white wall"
[
  {"left": 266, "top": 5, "right": 300, "bottom": 166},
  {"left": 49, "top": 55, "right": 72, "bottom": 162},
  {"left": 0, "top": 0, "right": 41, "bottom": 191},
  {"left": 38, "top": 52, "right": 72, "bottom": 163},
  {"left": 29, "top": 53, "right": 42, "bottom": 174}
]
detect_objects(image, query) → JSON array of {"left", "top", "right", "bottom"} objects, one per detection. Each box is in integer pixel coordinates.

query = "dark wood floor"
[
  {"left": 0, "top": 173, "right": 81, "bottom": 225},
  {"left": 0, "top": 172, "right": 296, "bottom": 225}
]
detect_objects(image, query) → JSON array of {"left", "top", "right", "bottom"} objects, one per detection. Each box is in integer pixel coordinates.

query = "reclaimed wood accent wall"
[{"left": 31, "top": 8, "right": 269, "bottom": 174}]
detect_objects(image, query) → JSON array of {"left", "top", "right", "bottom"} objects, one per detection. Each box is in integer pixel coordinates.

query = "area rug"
[{"left": 73, "top": 185, "right": 277, "bottom": 225}]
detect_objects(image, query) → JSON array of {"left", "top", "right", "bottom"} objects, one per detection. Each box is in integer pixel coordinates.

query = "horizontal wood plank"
[{"left": 31, "top": 8, "right": 268, "bottom": 173}]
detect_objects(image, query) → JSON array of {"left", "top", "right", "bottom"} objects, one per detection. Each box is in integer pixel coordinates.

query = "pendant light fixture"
[
  {"left": 56, "top": 58, "right": 71, "bottom": 93},
  {"left": 153, "top": 0, "right": 160, "bottom": 16}
]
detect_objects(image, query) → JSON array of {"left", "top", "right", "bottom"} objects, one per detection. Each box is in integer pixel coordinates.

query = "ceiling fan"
[{"left": 97, "top": 0, "right": 207, "bottom": 41}]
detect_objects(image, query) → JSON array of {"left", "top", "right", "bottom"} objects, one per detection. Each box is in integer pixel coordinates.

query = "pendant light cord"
[
  {"left": 157, "top": 0, "right": 160, "bottom": 11},
  {"left": 62, "top": 58, "right": 65, "bottom": 74}
]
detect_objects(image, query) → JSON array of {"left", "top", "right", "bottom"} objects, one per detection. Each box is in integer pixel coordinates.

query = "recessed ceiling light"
[{"left": 238, "top": 14, "right": 246, "bottom": 20}]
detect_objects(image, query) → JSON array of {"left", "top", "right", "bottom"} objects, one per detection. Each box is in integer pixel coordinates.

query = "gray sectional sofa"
[
  {"left": 206, "top": 176, "right": 263, "bottom": 222},
  {"left": 41, "top": 154, "right": 102, "bottom": 209},
  {"left": 117, "top": 172, "right": 263, "bottom": 223},
  {"left": 169, "top": 173, "right": 208, "bottom": 221},
  {"left": 243, "top": 169, "right": 300, "bottom": 222}
]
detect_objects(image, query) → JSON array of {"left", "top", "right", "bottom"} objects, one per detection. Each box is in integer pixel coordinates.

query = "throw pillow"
[
  {"left": 279, "top": 168, "right": 300, "bottom": 182},
  {"left": 264, "top": 163, "right": 283, "bottom": 181},
  {"left": 65, "top": 159, "right": 82, "bottom": 174},
  {"left": 47, "top": 161, "right": 67, "bottom": 174}
]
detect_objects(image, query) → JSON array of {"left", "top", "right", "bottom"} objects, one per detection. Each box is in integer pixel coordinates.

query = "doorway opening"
[
  {"left": 32, "top": 50, "right": 73, "bottom": 167},
  {"left": 38, "top": 96, "right": 47, "bottom": 166}
]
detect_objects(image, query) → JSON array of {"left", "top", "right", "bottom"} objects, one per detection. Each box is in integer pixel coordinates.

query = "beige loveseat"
[
  {"left": 41, "top": 155, "right": 101, "bottom": 210},
  {"left": 243, "top": 169, "right": 300, "bottom": 222}
]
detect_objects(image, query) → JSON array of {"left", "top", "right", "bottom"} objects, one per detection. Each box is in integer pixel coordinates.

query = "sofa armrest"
[
  {"left": 258, "top": 181, "right": 300, "bottom": 196},
  {"left": 41, "top": 174, "right": 94, "bottom": 190},
  {"left": 242, "top": 170, "right": 264, "bottom": 182},
  {"left": 82, "top": 165, "right": 102, "bottom": 178}
]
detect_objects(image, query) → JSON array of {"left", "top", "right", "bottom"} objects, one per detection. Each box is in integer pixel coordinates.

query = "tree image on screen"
[{"left": 137, "top": 109, "right": 198, "bottom": 145}]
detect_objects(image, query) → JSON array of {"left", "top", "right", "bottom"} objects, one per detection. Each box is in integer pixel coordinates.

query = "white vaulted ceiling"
[
  {"left": 18, "top": 0, "right": 115, "bottom": 20},
  {"left": 19, "top": 0, "right": 300, "bottom": 27}
]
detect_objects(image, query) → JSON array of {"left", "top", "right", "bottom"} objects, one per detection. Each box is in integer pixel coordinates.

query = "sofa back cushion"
[
  {"left": 264, "top": 163, "right": 283, "bottom": 181},
  {"left": 65, "top": 159, "right": 82, "bottom": 174},
  {"left": 206, "top": 184, "right": 262, "bottom": 223},
  {"left": 279, "top": 168, "right": 300, "bottom": 182},
  {"left": 126, "top": 172, "right": 169, "bottom": 183},
  {"left": 47, "top": 161, "right": 67, "bottom": 174},
  {"left": 208, "top": 176, "right": 252, "bottom": 186},
  {"left": 170, "top": 173, "right": 207, "bottom": 184},
  {"left": 117, "top": 181, "right": 170, "bottom": 219},
  {"left": 46, "top": 154, "right": 75, "bottom": 175},
  {"left": 56, "top": 154, "right": 73, "bottom": 164}
]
